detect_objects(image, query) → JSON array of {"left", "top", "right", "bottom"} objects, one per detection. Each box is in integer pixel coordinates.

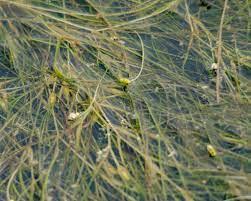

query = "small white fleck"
[
  {"left": 68, "top": 112, "right": 80, "bottom": 121},
  {"left": 86, "top": 63, "right": 95, "bottom": 67},
  {"left": 201, "top": 85, "right": 209, "bottom": 89},
  {"left": 211, "top": 63, "right": 218, "bottom": 70}
]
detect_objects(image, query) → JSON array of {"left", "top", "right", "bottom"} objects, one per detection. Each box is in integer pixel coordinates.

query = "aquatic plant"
[{"left": 0, "top": 0, "right": 250, "bottom": 200}]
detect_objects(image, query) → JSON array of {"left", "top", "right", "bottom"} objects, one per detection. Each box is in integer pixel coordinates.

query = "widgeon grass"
[{"left": 0, "top": 0, "right": 250, "bottom": 200}]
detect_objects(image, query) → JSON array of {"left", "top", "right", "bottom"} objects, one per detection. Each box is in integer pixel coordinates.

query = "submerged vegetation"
[{"left": 0, "top": 0, "right": 250, "bottom": 200}]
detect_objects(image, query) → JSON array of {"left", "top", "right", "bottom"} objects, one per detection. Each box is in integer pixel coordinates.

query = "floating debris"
[
  {"left": 110, "top": 36, "right": 119, "bottom": 41},
  {"left": 68, "top": 112, "right": 80, "bottom": 121},
  {"left": 118, "top": 78, "right": 131, "bottom": 85},
  {"left": 207, "top": 144, "right": 217, "bottom": 157},
  {"left": 201, "top": 85, "right": 209, "bottom": 89},
  {"left": 96, "top": 146, "right": 110, "bottom": 162},
  {"left": 211, "top": 63, "right": 218, "bottom": 70},
  {"left": 96, "top": 150, "right": 103, "bottom": 162}
]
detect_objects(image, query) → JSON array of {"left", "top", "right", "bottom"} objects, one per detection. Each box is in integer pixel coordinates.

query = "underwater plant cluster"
[{"left": 0, "top": 0, "right": 250, "bottom": 200}]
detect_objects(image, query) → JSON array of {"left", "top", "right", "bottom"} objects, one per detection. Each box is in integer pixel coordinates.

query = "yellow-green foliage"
[{"left": 0, "top": 0, "right": 250, "bottom": 201}]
